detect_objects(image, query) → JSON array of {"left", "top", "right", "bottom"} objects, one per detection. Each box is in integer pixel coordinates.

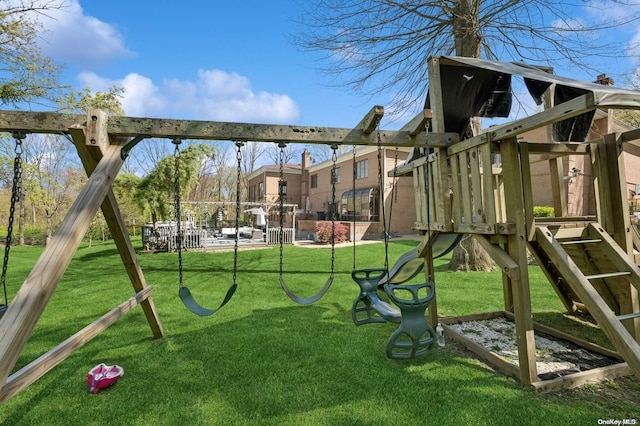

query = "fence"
[{"left": 265, "top": 227, "right": 295, "bottom": 245}]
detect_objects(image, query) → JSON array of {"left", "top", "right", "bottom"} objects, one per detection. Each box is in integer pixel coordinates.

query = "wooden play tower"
[
  {"left": 396, "top": 56, "right": 640, "bottom": 391},
  {"left": 0, "top": 56, "right": 639, "bottom": 401}
]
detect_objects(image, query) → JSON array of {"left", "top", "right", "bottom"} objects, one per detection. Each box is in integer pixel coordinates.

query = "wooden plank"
[
  {"left": 449, "top": 93, "right": 597, "bottom": 155},
  {"left": 591, "top": 142, "right": 614, "bottom": 232},
  {"left": 474, "top": 235, "right": 520, "bottom": 279},
  {"left": 398, "top": 109, "right": 433, "bottom": 136},
  {"left": 355, "top": 105, "right": 384, "bottom": 135},
  {"left": 525, "top": 142, "right": 589, "bottom": 155},
  {"left": 439, "top": 310, "right": 505, "bottom": 324},
  {"left": 586, "top": 224, "right": 640, "bottom": 295},
  {"left": 549, "top": 158, "right": 568, "bottom": 218},
  {"left": 0, "top": 109, "right": 458, "bottom": 148},
  {"left": 519, "top": 142, "right": 535, "bottom": 239},
  {"left": 70, "top": 114, "right": 163, "bottom": 339},
  {"left": 500, "top": 138, "right": 538, "bottom": 385},
  {"left": 109, "top": 116, "right": 457, "bottom": 147},
  {"left": 480, "top": 143, "right": 497, "bottom": 226},
  {"left": 427, "top": 57, "right": 445, "bottom": 133},
  {"left": 450, "top": 151, "right": 462, "bottom": 225},
  {"left": 534, "top": 226, "right": 640, "bottom": 377},
  {"left": 459, "top": 153, "right": 473, "bottom": 224},
  {"left": 0, "top": 141, "right": 125, "bottom": 388},
  {"left": 455, "top": 223, "right": 496, "bottom": 234},
  {"left": 604, "top": 133, "right": 633, "bottom": 253},
  {"left": 412, "top": 166, "right": 425, "bottom": 227},
  {"left": 531, "top": 363, "right": 631, "bottom": 393},
  {"left": 469, "top": 148, "right": 483, "bottom": 224},
  {"left": 0, "top": 287, "right": 153, "bottom": 405}
]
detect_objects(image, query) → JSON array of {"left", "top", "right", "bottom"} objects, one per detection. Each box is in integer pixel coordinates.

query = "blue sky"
[
  {"left": 35, "top": 0, "right": 375, "bottom": 129},
  {"left": 30, "top": 0, "right": 640, "bottom": 132}
]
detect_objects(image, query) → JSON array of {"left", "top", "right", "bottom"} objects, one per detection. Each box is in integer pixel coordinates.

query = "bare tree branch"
[{"left": 292, "top": 0, "right": 640, "bottom": 115}]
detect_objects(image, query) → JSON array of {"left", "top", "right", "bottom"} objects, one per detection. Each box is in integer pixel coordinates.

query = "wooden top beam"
[{"left": 0, "top": 109, "right": 458, "bottom": 148}]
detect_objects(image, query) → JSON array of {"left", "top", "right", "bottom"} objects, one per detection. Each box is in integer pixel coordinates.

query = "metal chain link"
[
  {"left": 330, "top": 144, "right": 338, "bottom": 276},
  {"left": 393, "top": 146, "right": 399, "bottom": 203},
  {"left": 173, "top": 139, "right": 184, "bottom": 287},
  {"left": 278, "top": 142, "right": 286, "bottom": 276},
  {"left": 352, "top": 145, "right": 357, "bottom": 269},
  {"left": 233, "top": 141, "right": 243, "bottom": 285},
  {"left": 2, "top": 132, "right": 25, "bottom": 306}
]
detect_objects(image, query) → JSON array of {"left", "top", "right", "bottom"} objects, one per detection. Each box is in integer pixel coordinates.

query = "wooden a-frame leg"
[
  {"left": 70, "top": 126, "right": 163, "bottom": 339},
  {"left": 0, "top": 143, "right": 128, "bottom": 387}
]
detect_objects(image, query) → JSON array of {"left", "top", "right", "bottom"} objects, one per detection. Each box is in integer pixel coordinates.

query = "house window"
[
  {"left": 331, "top": 167, "right": 341, "bottom": 184},
  {"left": 311, "top": 174, "right": 318, "bottom": 188},
  {"left": 258, "top": 182, "right": 264, "bottom": 199},
  {"left": 341, "top": 187, "right": 379, "bottom": 222},
  {"left": 356, "top": 159, "right": 368, "bottom": 179}
]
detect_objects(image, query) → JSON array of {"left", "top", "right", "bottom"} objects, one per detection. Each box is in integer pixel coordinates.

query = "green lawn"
[{"left": 0, "top": 238, "right": 638, "bottom": 425}]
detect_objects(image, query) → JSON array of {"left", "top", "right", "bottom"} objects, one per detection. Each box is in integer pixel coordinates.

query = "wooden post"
[
  {"left": 603, "top": 133, "right": 639, "bottom": 341},
  {"left": 70, "top": 109, "right": 163, "bottom": 339},
  {"left": 0, "top": 141, "right": 125, "bottom": 387},
  {"left": 500, "top": 138, "right": 538, "bottom": 385}
]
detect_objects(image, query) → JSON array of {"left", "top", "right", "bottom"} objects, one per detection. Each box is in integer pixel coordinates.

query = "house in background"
[{"left": 247, "top": 146, "right": 416, "bottom": 240}]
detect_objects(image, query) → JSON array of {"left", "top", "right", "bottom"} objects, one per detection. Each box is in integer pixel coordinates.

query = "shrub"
[
  {"left": 314, "top": 221, "right": 348, "bottom": 244},
  {"left": 533, "top": 206, "right": 554, "bottom": 217}
]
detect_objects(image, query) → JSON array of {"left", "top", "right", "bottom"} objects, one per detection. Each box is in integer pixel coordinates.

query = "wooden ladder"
[{"left": 532, "top": 222, "right": 640, "bottom": 377}]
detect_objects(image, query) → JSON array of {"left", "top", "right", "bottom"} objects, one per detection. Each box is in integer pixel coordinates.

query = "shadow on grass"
[{"left": 2, "top": 302, "right": 606, "bottom": 426}]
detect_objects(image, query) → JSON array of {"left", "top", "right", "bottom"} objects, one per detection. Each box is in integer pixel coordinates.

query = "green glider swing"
[{"left": 174, "top": 139, "right": 238, "bottom": 316}]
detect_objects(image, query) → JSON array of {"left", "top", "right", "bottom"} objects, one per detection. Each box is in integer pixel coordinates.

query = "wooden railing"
[{"left": 414, "top": 141, "right": 509, "bottom": 234}]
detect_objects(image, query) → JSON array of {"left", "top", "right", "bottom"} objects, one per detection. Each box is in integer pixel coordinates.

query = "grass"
[{"left": 0, "top": 238, "right": 638, "bottom": 425}]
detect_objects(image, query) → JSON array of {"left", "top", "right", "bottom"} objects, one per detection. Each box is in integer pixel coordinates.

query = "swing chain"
[
  {"left": 376, "top": 129, "right": 389, "bottom": 269},
  {"left": 173, "top": 138, "right": 183, "bottom": 286},
  {"left": 330, "top": 144, "right": 338, "bottom": 275},
  {"left": 1, "top": 132, "right": 25, "bottom": 305},
  {"left": 393, "top": 146, "right": 399, "bottom": 203},
  {"left": 278, "top": 142, "right": 286, "bottom": 276},
  {"left": 234, "top": 141, "right": 244, "bottom": 285},
  {"left": 352, "top": 145, "right": 357, "bottom": 269}
]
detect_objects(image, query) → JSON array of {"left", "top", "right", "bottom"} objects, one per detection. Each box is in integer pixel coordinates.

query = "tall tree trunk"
[
  {"left": 447, "top": 237, "right": 496, "bottom": 272},
  {"left": 447, "top": 1, "right": 493, "bottom": 271},
  {"left": 452, "top": 0, "right": 481, "bottom": 58}
]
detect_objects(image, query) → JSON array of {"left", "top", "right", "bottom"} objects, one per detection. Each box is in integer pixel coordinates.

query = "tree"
[
  {"left": 0, "top": 0, "right": 67, "bottom": 106},
  {"left": 134, "top": 143, "right": 214, "bottom": 227},
  {"left": 293, "top": 0, "right": 640, "bottom": 114},
  {"left": 265, "top": 143, "right": 300, "bottom": 165}
]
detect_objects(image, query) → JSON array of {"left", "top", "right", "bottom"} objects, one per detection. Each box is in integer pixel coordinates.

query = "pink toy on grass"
[{"left": 87, "top": 363, "right": 124, "bottom": 393}]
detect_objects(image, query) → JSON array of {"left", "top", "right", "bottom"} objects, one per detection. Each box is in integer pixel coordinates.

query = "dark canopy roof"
[{"left": 428, "top": 56, "right": 640, "bottom": 141}]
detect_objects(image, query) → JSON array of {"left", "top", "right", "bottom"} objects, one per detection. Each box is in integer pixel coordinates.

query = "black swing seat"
[
  {"left": 279, "top": 276, "right": 333, "bottom": 305},
  {"left": 179, "top": 283, "right": 237, "bottom": 317}
]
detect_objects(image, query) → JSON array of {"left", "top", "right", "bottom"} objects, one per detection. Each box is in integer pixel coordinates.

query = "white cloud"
[
  {"left": 32, "top": 0, "right": 133, "bottom": 67},
  {"left": 78, "top": 69, "right": 301, "bottom": 123}
]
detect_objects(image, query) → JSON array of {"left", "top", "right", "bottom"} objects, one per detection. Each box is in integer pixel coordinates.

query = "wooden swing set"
[{"left": 0, "top": 55, "right": 640, "bottom": 402}]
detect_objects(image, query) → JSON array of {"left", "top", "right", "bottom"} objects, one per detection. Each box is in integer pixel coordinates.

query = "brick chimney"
[
  {"left": 595, "top": 73, "right": 614, "bottom": 86},
  {"left": 300, "top": 149, "right": 311, "bottom": 210}
]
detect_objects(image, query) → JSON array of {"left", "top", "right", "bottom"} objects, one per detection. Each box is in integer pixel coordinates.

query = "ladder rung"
[
  {"left": 584, "top": 271, "right": 631, "bottom": 280},
  {"left": 617, "top": 312, "right": 640, "bottom": 321},
  {"left": 560, "top": 239, "right": 602, "bottom": 245}
]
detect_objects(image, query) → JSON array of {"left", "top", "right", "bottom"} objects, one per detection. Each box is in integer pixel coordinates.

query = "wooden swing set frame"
[{"left": 1, "top": 55, "right": 640, "bottom": 403}]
